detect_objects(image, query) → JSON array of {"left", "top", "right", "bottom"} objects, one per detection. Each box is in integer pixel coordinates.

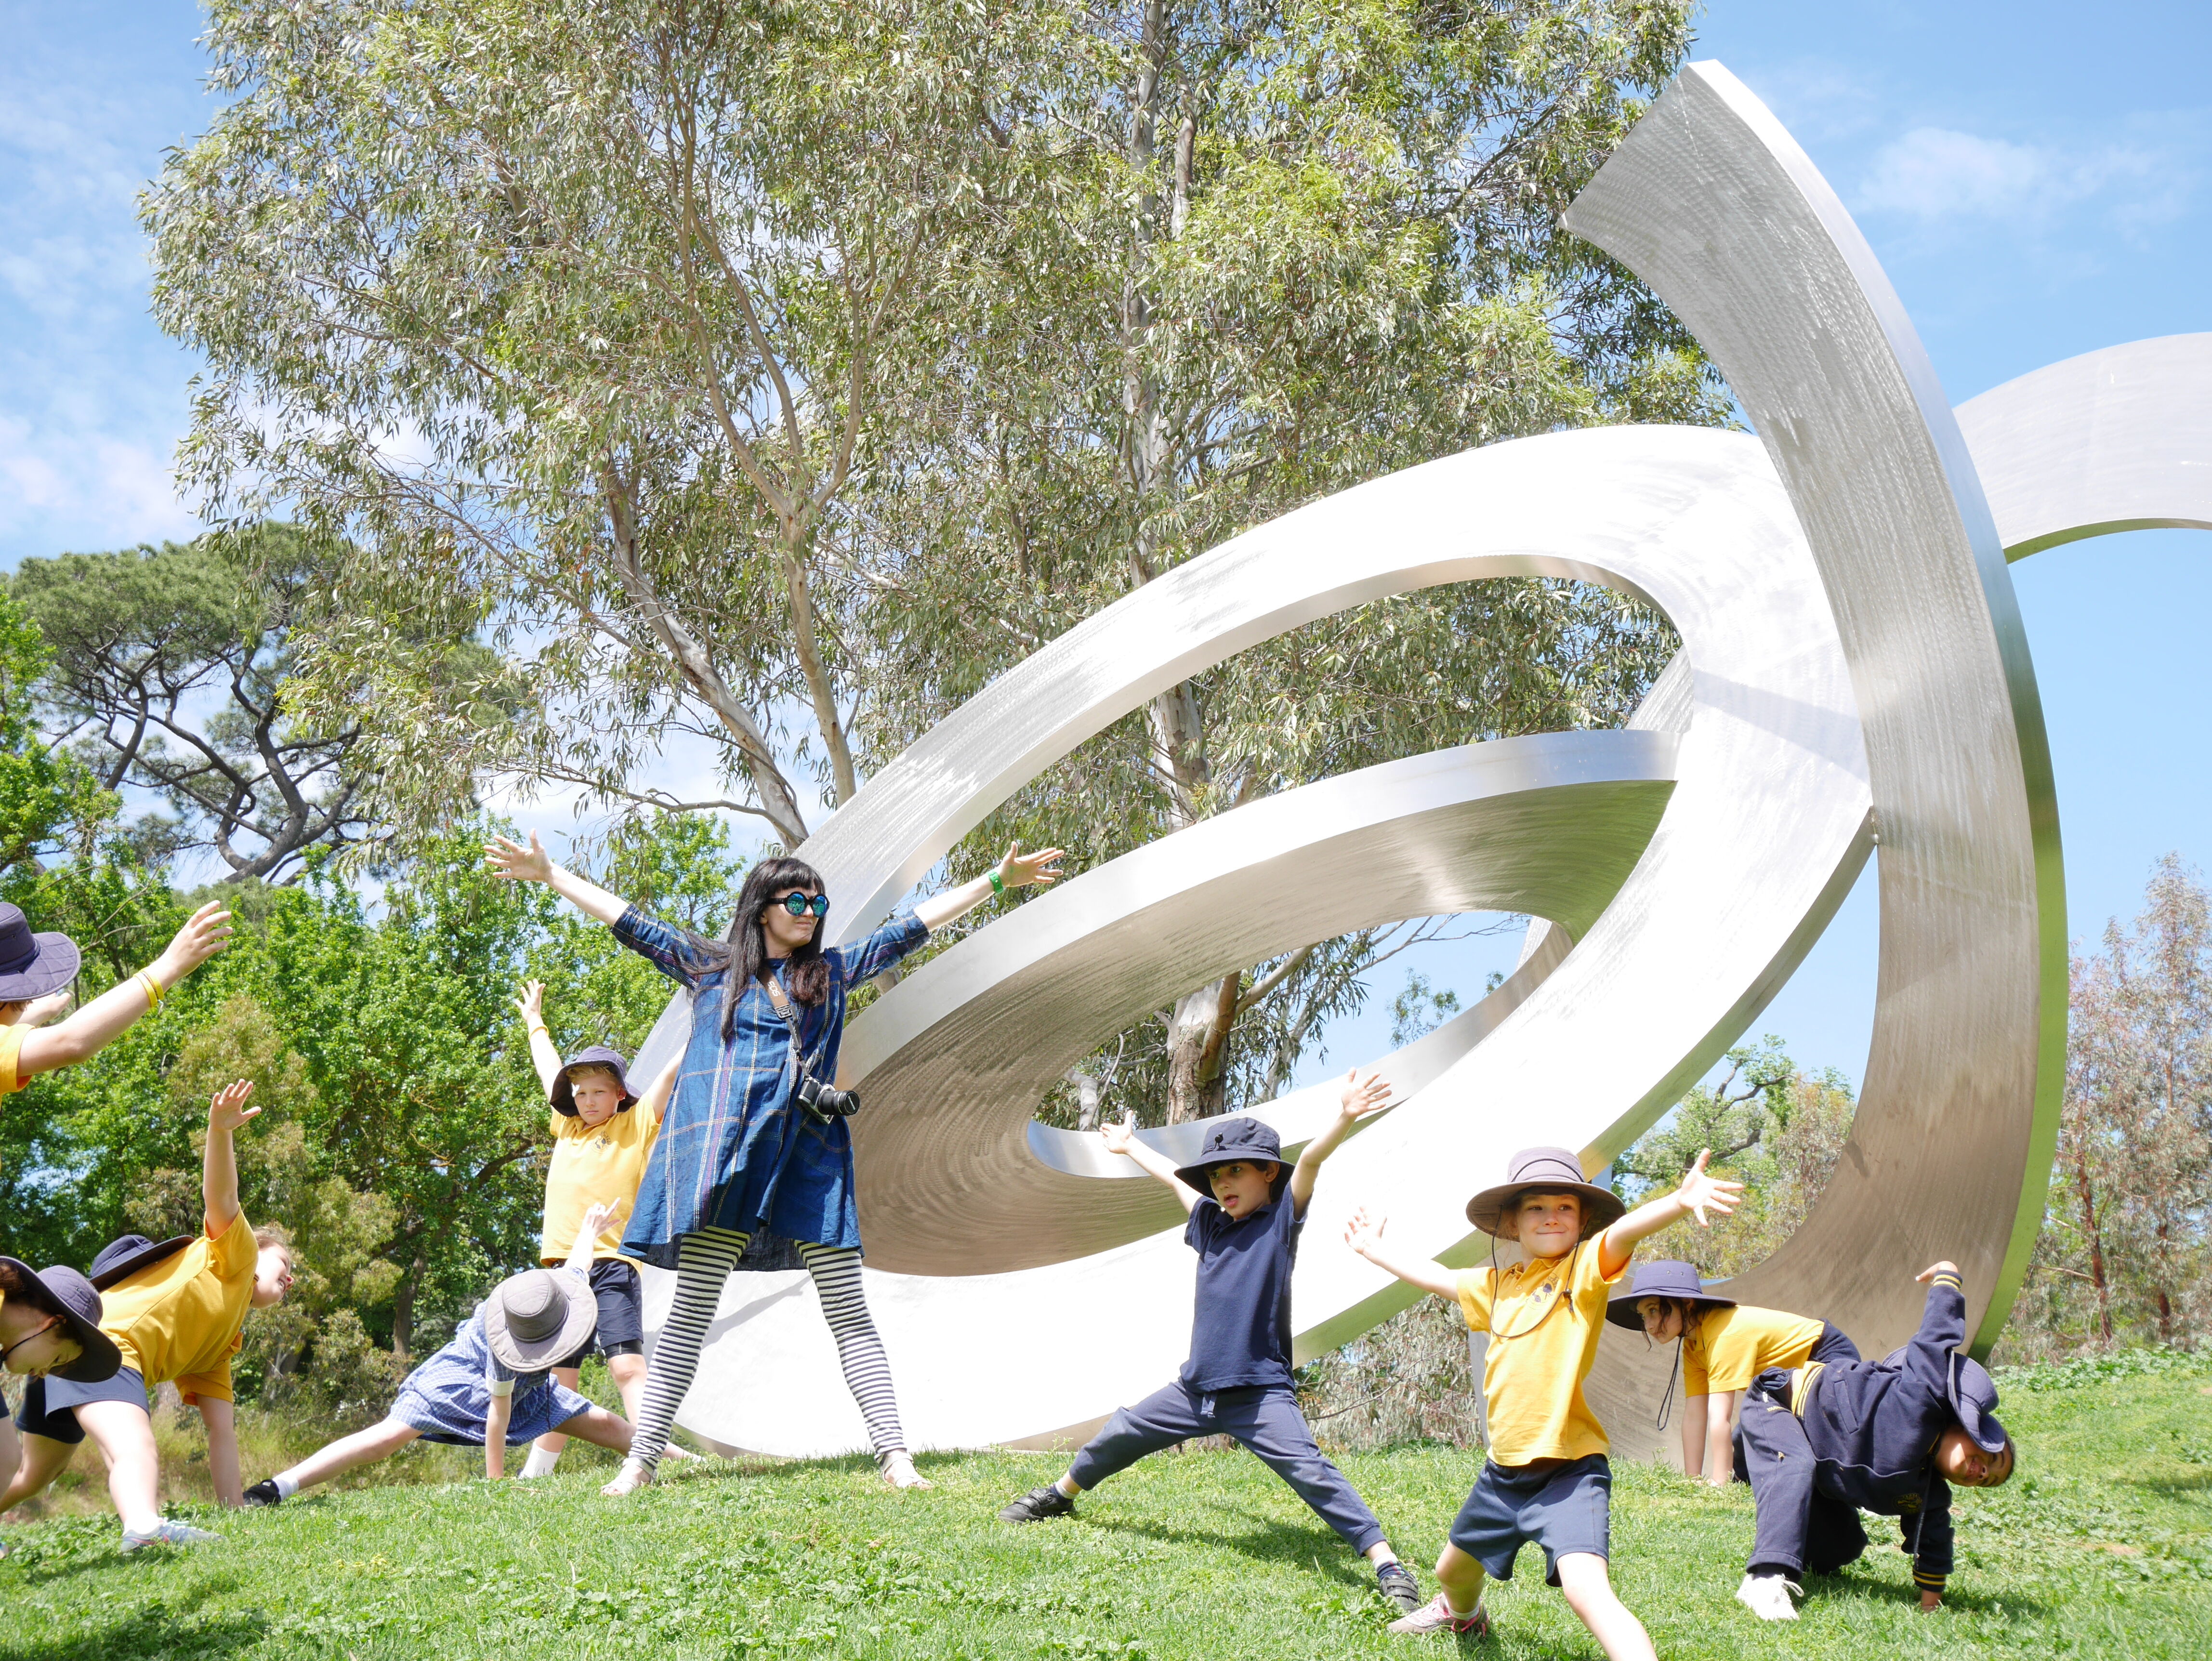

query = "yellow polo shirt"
[
  {"left": 1458, "top": 1241, "right": 1623, "bottom": 1465},
  {"left": 538, "top": 1095, "right": 665, "bottom": 1266},
  {"left": 98, "top": 1212, "right": 259, "bottom": 1404},
  {"left": 1683, "top": 1304, "right": 1827, "bottom": 1395},
  {"left": 0, "top": 1022, "right": 27, "bottom": 1095}
]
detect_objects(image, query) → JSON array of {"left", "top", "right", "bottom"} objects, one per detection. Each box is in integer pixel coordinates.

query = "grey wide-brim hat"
[
  {"left": 0, "top": 903, "right": 79, "bottom": 1003},
  {"left": 550, "top": 1045, "right": 637, "bottom": 1117},
  {"left": 2, "top": 1257, "right": 122, "bottom": 1384},
  {"left": 1465, "top": 1145, "right": 1626, "bottom": 1239},
  {"left": 1606, "top": 1259, "right": 1735, "bottom": 1329},
  {"left": 481, "top": 1266, "right": 598, "bottom": 1371}
]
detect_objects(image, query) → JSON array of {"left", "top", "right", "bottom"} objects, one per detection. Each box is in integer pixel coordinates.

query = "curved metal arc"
[
  {"left": 1564, "top": 59, "right": 2066, "bottom": 1357},
  {"left": 1956, "top": 334, "right": 2212, "bottom": 558}
]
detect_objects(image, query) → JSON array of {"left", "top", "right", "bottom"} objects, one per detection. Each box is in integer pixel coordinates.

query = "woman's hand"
[
  {"left": 208, "top": 1079, "right": 261, "bottom": 1135},
  {"left": 514, "top": 979, "right": 546, "bottom": 1027},
  {"left": 486, "top": 831, "right": 555, "bottom": 884},
  {"left": 1674, "top": 1150, "right": 1744, "bottom": 1228},
  {"left": 154, "top": 902, "right": 234, "bottom": 982},
  {"left": 1098, "top": 1116, "right": 1137, "bottom": 1156},
  {"left": 996, "top": 842, "right": 1066, "bottom": 892}
]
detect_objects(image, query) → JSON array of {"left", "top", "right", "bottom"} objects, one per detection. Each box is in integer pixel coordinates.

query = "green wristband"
[{"left": 988, "top": 869, "right": 1006, "bottom": 897}]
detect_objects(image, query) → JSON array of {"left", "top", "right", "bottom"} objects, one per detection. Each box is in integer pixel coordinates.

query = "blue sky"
[{"left": 2, "top": 2, "right": 2207, "bottom": 1094}]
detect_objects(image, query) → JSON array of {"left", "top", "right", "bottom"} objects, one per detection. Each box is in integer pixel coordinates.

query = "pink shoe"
[{"left": 1387, "top": 1592, "right": 1491, "bottom": 1637}]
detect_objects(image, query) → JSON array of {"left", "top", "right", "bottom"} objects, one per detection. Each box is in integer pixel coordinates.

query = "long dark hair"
[{"left": 713, "top": 856, "right": 832, "bottom": 1039}]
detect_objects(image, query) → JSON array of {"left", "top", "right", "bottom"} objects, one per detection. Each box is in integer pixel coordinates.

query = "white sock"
[
  {"left": 520, "top": 1446, "right": 562, "bottom": 1479},
  {"left": 274, "top": 1473, "right": 300, "bottom": 1499},
  {"left": 1054, "top": 1474, "right": 1081, "bottom": 1498}
]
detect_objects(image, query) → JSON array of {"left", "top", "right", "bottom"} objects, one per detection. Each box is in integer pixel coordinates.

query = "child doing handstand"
[
  {"left": 1605, "top": 1258, "right": 1858, "bottom": 1488},
  {"left": 1346, "top": 1145, "right": 1742, "bottom": 1652},
  {"left": 511, "top": 980, "right": 676, "bottom": 1478},
  {"left": 245, "top": 1202, "right": 633, "bottom": 1503},
  {"left": 1000, "top": 1073, "right": 1427, "bottom": 1620}
]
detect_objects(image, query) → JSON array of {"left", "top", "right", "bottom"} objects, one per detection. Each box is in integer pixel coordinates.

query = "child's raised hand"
[
  {"left": 1337, "top": 1068, "right": 1394, "bottom": 1123},
  {"left": 998, "top": 841, "right": 1066, "bottom": 892},
  {"left": 1098, "top": 1115, "right": 1137, "bottom": 1156},
  {"left": 1674, "top": 1149, "right": 1744, "bottom": 1228},
  {"left": 514, "top": 979, "right": 546, "bottom": 1026},
  {"left": 486, "top": 831, "right": 554, "bottom": 884},
  {"left": 1343, "top": 1206, "right": 1388, "bottom": 1258},
  {"left": 1915, "top": 1260, "right": 1961, "bottom": 1283},
  {"left": 579, "top": 1200, "right": 620, "bottom": 1241},
  {"left": 16, "top": 991, "right": 72, "bottom": 1026},
  {"left": 208, "top": 1079, "right": 261, "bottom": 1133},
  {"left": 158, "top": 901, "right": 234, "bottom": 977}
]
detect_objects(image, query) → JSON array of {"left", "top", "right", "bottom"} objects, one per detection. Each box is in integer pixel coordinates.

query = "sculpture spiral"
[{"left": 622, "top": 63, "right": 2212, "bottom": 1461}]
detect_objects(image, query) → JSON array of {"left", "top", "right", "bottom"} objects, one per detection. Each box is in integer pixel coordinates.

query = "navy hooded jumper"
[{"left": 1734, "top": 1272, "right": 1973, "bottom": 1595}]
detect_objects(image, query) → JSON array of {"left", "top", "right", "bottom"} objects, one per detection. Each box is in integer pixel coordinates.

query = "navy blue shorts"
[
  {"left": 1448, "top": 1453, "right": 1612, "bottom": 1585},
  {"left": 14, "top": 1367, "right": 150, "bottom": 1444},
  {"left": 553, "top": 1259, "right": 645, "bottom": 1367}
]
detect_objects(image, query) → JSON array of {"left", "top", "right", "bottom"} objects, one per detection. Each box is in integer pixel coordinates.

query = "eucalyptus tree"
[
  {"left": 146, "top": 0, "right": 1058, "bottom": 851},
  {"left": 865, "top": 0, "right": 1718, "bottom": 1120}
]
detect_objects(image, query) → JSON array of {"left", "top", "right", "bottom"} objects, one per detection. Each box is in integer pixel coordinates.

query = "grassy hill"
[{"left": 1, "top": 1349, "right": 2206, "bottom": 1660}]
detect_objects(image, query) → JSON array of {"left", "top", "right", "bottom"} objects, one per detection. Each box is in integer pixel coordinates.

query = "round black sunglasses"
[{"left": 772, "top": 892, "right": 830, "bottom": 918}]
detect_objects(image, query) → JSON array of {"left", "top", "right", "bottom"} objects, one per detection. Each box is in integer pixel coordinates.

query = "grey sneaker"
[
  {"left": 121, "top": 1519, "right": 222, "bottom": 1553},
  {"left": 999, "top": 1483, "right": 1077, "bottom": 1523},
  {"left": 1386, "top": 1592, "right": 1490, "bottom": 1637},
  {"left": 1377, "top": 1561, "right": 1424, "bottom": 1616}
]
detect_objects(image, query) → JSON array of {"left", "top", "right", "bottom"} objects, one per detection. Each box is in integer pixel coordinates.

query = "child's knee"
[{"left": 1554, "top": 1551, "right": 1617, "bottom": 1605}]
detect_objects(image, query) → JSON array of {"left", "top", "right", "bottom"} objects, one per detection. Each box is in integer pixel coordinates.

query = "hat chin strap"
[{"left": 0, "top": 1316, "right": 62, "bottom": 1368}]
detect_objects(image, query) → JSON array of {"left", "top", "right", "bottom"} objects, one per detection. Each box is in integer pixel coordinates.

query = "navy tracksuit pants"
[
  {"left": 1067, "top": 1380, "right": 1387, "bottom": 1554},
  {"left": 1732, "top": 1324, "right": 1868, "bottom": 1577}
]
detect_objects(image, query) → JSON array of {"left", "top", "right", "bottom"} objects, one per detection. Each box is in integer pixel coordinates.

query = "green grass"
[{"left": 1, "top": 1354, "right": 2207, "bottom": 1660}]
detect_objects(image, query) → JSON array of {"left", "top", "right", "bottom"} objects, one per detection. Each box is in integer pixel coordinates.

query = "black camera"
[{"left": 797, "top": 1074, "right": 861, "bottom": 1123}]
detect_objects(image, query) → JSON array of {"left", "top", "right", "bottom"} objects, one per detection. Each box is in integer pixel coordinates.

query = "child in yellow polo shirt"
[
  {"left": 1604, "top": 1259, "right": 1859, "bottom": 1488},
  {"left": 2, "top": 1080, "right": 292, "bottom": 1551},
  {"left": 512, "top": 981, "right": 676, "bottom": 1477},
  {"left": 1346, "top": 1145, "right": 1742, "bottom": 1654}
]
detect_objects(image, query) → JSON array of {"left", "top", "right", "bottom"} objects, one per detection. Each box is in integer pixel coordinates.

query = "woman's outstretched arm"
[
  {"left": 486, "top": 831, "right": 631, "bottom": 926},
  {"left": 913, "top": 843, "right": 1066, "bottom": 933}
]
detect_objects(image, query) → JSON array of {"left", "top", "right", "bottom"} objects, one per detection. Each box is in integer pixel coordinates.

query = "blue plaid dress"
[{"left": 613, "top": 906, "right": 928, "bottom": 1264}]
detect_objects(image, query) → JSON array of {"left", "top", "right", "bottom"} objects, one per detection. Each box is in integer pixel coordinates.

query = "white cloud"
[{"left": 1854, "top": 126, "right": 2164, "bottom": 224}]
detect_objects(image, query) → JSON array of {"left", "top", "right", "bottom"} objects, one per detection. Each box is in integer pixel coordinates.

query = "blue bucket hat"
[
  {"left": 1173, "top": 1117, "right": 1290, "bottom": 1201},
  {"left": 0, "top": 902, "right": 79, "bottom": 1003},
  {"left": 1, "top": 1258, "right": 121, "bottom": 1383},
  {"left": 89, "top": 1233, "right": 196, "bottom": 1292},
  {"left": 1465, "top": 1146, "right": 1626, "bottom": 1239},
  {"left": 1606, "top": 1259, "right": 1735, "bottom": 1329},
  {"left": 1948, "top": 1354, "right": 2010, "bottom": 1455},
  {"left": 551, "top": 1045, "right": 637, "bottom": 1117}
]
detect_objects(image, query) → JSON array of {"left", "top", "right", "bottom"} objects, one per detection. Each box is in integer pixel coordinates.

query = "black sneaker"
[
  {"left": 1377, "top": 1561, "right": 1423, "bottom": 1616},
  {"left": 242, "top": 1479, "right": 283, "bottom": 1508},
  {"left": 999, "top": 1483, "right": 1076, "bottom": 1523}
]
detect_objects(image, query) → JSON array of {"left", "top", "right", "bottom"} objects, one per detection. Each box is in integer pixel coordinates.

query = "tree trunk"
[{"left": 390, "top": 1247, "right": 427, "bottom": 1359}]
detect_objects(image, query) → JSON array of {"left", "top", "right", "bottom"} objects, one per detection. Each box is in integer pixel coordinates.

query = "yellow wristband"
[{"left": 137, "top": 972, "right": 164, "bottom": 1012}]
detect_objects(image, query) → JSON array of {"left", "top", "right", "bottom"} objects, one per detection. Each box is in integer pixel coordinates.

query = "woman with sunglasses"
[{"left": 485, "top": 832, "right": 1063, "bottom": 1493}]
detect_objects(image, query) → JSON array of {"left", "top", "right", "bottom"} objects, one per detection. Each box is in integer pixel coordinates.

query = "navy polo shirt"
[{"left": 1179, "top": 1193, "right": 1303, "bottom": 1392}]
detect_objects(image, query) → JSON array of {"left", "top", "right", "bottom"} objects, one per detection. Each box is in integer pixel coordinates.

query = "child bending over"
[
  {"left": 1347, "top": 1145, "right": 1741, "bottom": 1653},
  {"left": 245, "top": 1203, "right": 633, "bottom": 1503}
]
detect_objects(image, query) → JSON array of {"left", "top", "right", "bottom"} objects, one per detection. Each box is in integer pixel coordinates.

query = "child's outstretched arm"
[
  {"left": 636, "top": 1054, "right": 681, "bottom": 1122},
  {"left": 486, "top": 831, "right": 630, "bottom": 926},
  {"left": 1597, "top": 1150, "right": 1743, "bottom": 1279},
  {"left": 484, "top": 1392, "right": 512, "bottom": 1480},
  {"left": 18, "top": 902, "right": 232, "bottom": 1081},
  {"left": 1343, "top": 1208, "right": 1460, "bottom": 1299},
  {"left": 514, "top": 980, "right": 564, "bottom": 1095},
  {"left": 1099, "top": 1117, "right": 1204, "bottom": 1215},
  {"left": 1289, "top": 1069, "right": 1394, "bottom": 1217},
  {"left": 564, "top": 1202, "right": 620, "bottom": 1276},
  {"left": 202, "top": 1080, "right": 260, "bottom": 1235}
]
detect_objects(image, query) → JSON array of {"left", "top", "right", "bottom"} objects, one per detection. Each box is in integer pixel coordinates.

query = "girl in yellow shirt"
[{"left": 1606, "top": 1259, "right": 1859, "bottom": 1486}]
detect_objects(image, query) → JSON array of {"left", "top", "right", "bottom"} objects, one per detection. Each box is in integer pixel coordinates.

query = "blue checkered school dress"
[
  {"left": 613, "top": 906, "right": 928, "bottom": 1265},
  {"left": 388, "top": 1293, "right": 595, "bottom": 1446}
]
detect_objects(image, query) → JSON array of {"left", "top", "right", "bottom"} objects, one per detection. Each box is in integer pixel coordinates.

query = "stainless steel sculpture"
[{"left": 622, "top": 65, "right": 2205, "bottom": 1462}]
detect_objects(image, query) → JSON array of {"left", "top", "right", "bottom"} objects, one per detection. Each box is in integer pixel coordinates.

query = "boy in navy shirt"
[
  {"left": 1733, "top": 1260, "right": 2016, "bottom": 1620},
  {"left": 1000, "top": 1071, "right": 1422, "bottom": 1618}
]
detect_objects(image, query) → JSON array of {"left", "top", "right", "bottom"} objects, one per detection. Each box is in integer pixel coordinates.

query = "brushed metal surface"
[
  {"left": 1955, "top": 334, "right": 2212, "bottom": 556},
  {"left": 1564, "top": 60, "right": 2065, "bottom": 1360}
]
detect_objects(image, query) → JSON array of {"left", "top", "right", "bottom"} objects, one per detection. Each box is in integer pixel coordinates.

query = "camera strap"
[{"left": 762, "top": 976, "right": 830, "bottom": 1094}]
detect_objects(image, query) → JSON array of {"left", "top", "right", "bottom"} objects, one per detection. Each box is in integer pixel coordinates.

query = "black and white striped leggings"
[{"left": 628, "top": 1227, "right": 906, "bottom": 1470}]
